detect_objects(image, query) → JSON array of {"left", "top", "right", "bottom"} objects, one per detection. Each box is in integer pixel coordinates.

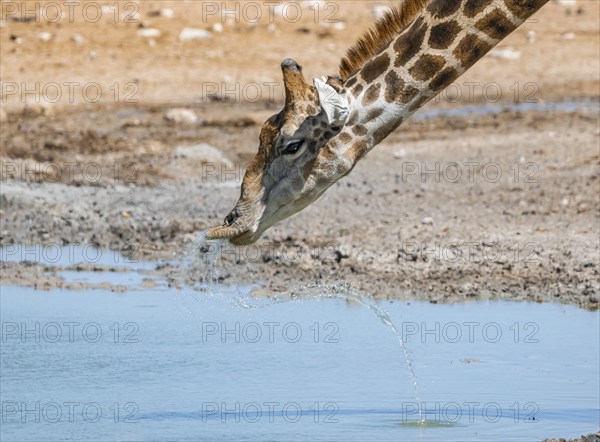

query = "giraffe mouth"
[{"left": 206, "top": 206, "right": 262, "bottom": 245}]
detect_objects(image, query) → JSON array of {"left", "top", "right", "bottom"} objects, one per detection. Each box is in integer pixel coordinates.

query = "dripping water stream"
[{"left": 182, "top": 230, "right": 425, "bottom": 424}]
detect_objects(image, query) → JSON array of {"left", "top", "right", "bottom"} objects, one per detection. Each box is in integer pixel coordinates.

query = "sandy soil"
[{"left": 1, "top": 1, "right": 599, "bottom": 302}]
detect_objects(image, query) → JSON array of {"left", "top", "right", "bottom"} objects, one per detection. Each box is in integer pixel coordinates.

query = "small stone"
[
  {"left": 488, "top": 48, "right": 521, "bottom": 60},
  {"left": 527, "top": 31, "right": 536, "bottom": 44},
  {"left": 37, "top": 32, "right": 52, "bottom": 42},
  {"left": 560, "top": 198, "right": 569, "bottom": 207},
  {"left": 562, "top": 32, "right": 576, "bottom": 40},
  {"left": 179, "top": 28, "right": 212, "bottom": 42},
  {"left": 71, "top": 34, "right": 85, "bottom": 45},
  {"left": 333, "top": 22, "right": 346, "bottom": 31},
  {"left": 421, "top": 216, "right": 434, "bottom": 225},
  {"left": 148, "top": 8, "right": 174, "bottom": 18},
  {"left": 212, "top": 23, "right": 224, "bottom": 33},
  {"left": 393, "top": 149, "right": 407, "bottom": 159},
  {"left": 137, "top": 28, "right": 161, "bottom": 38},
  {"left": 164, "top": 108, "right": 199, "bottom": 125}
]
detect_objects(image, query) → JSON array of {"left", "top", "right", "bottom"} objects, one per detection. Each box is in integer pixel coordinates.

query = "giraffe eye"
[{"left": 283, "top": 140, "right": 304, "bottom": 155}]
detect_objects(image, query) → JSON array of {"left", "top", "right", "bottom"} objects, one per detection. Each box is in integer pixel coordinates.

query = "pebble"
[
  {"left": 179, "top": 28, "right": 212, "bottom": 42},
  {"left": 527, "top": 31, "right": 536, "bottom": 44},
  {"left": 148, "top": 8, "right": 174, "bottom": 18},
  {"left": 212, "top": 23, "right": 224, "bottom": 33},
  {"left": 137, "top": 28, "right": 161, "bottom": 38},
  {"left": 71, "top": 34, "right": 85, "bottom": 45},
  {"left": 38, "top": 32, "right": 52, "bottom": 42},
  {"left": 164, "top": 108, "right": 199, "bottom": 125},
  {"left": 421, "top": 216, "right": 434, "bottom": 225},
  {"left": 488, "top": 48, "right": 521, "bottom": 60},
  {"left": 554, "top": 0, "right": 576, "bottom": 5},
  {"left": 562, "top": 32, "right": 576, "bottom": 40}
]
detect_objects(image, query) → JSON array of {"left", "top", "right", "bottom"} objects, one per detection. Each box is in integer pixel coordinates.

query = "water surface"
[{"left": 1, "top": 285, "right": 598, "bottom": 441}]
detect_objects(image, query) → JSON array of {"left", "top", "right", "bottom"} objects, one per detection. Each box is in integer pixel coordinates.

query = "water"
[{"left": 1, "top": 284, "right": 598, "bottom": 441}]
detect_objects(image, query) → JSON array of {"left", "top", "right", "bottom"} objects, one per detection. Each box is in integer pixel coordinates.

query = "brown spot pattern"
[
  {"left": 409, "top": 54, "right": 446, "bottom": 81},
  {"left": 366, "top": 108, "right": 384, "bottom": 122},
  {"left": 344, "top": 76, "right": 358, "bottom": 88},
  {"left": 352, "top": 125, "right": 368, "bottom": 136},
  {"left": 338, "top": 132, "right": 353, "bottom": 144},
  {"left": 428, "top": 20, "right": 461, "bottom": 49},
  {"left": 426, "top": 0, "right": 461, "bottom": 19},
  {"left": 393, "top": 17, "right": 427, "bottom": 67},
  {"left": 453, "top": 33, "right": 493, "bottom": 69},
  {"left": 306, "top": 104, "right": 317, "bottom": 115},
  {"left": 362, "top": 83, "right": 381, "bottom": 106},
  {"left": 409, "top": 95, "right": 430, "bottom": 112},
  {"left": 464, "top": 0, "right": 494, "bottom": 18},
  {"left": 361, "top": 53, "right": 391, "bottom": 83},
  {"left": 429, "top": 66, "right": 458, "bottom": 91},
  {"left": 352, "top": 84, "right": 364, "bottom": 97},
  {"left": 384, "top": 70, "right": 404, "bottom": 103},
  {"left": 348, "top": 140, "right": 369, "bottom": 160},
  {"left": 504, "top": 0, "right": 546, "bottom": 20},
  {"left": 476, "top": 8, "right": 516, "bottom": 39},
  {"left": 373, "top": 118, "right": 403, "bottom": 145}
]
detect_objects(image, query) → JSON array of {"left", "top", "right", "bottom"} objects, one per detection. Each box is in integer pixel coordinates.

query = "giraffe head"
[{"left": 207, "top": 59, "right": 351, "bottom": 245}]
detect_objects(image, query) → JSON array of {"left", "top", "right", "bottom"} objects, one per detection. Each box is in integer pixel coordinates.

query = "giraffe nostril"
[{"left": 224, "top": 209, "right": 240, "bottom": 226}]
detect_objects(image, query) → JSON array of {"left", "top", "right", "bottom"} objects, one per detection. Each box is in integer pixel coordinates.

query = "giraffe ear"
[{"left": 313, "top": 77, "right": 349, "bottom": 127}]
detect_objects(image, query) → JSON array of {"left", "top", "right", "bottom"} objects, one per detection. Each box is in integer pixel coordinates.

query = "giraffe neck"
[{"left": 338, "top": 0, "right": 549, "bottom": 161}]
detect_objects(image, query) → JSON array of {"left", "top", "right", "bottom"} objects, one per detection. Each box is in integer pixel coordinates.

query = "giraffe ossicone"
[{"left": 207, "top": 0, "right": 550, "bottom": 245}]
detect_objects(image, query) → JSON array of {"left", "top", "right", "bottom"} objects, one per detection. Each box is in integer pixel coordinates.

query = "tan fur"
[{"left": 339, "top": 0, "right": 430, "bottom": 81}]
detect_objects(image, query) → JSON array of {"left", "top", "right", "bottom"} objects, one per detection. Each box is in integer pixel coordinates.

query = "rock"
[
  {"left": 71, "top": 34, "right": 85, "bottom": 45},
  {"left": 37, "top": 32, "right": 52, "bottom": 42},
  {"left": 554, "top": 0, "right": 576, "bottom": 5},
  {"left": 137, "top": 28, "right": 161, "bottom": 38},
  {"left": 421, "top": 216, "right": 434, "bottom": 225},
  {"left": 148, "top": 8, "right": 174, "bottom": 18},
  {"left": 212, "top": 23, "right": 224, "bottom": 33},
  {"left": 527, "top": 31, "right": 536, "bottom": 44},
  {"left": 173, "top": 143, "right": 232, "bottom": 166},
  {"left": 178, "top": 28, "right": 212, "bottom": 42},
  {"left": 163, "top": 108, "right": 199, "bottom": 125},
  {"left": 562, "top": 32, "right": 576, "bottom": 40},
  {"left": 10, "top": 34, "right": 22, "bottom": 44},
  {"left": 333, "top": 22, "right": 346, "bottom": 31},
  {"left": 488, "top": 48, "right": 521, "bottom": 60}
]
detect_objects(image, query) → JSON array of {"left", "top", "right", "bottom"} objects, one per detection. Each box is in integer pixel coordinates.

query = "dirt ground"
[{"left": 1, "top": 1, "right": 599, "bottom": 310}]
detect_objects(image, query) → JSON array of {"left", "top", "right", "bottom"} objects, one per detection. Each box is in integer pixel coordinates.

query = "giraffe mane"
[{"left": 339, "top": 0, "right": 430, "bottom": 81}]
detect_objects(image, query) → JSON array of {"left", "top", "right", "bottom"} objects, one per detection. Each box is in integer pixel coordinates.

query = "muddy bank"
[{"left": 1, "top": 100, "right": 598, "bottom": 309}]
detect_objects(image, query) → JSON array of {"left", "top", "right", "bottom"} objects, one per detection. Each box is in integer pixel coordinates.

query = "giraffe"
[{"left": 208, "top": 0, "right": 550, "bottom": 245}]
